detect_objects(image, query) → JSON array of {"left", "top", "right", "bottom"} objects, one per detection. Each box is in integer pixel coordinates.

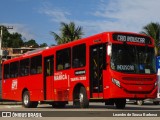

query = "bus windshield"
[{"left": 111, "top": 44, "right": 156, "bottom": 74}]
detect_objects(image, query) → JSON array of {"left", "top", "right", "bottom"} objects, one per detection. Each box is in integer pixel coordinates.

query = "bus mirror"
[{"left": 107, "top": 45, "right": 112, "bottom": 56}]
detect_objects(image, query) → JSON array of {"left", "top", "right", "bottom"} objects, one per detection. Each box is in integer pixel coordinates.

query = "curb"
[
  {"left": 0, "top": 99, "right": 22, "bottom": 105},
  {"left": 0, "top": 102, "right": 22, "bottom": 105}
]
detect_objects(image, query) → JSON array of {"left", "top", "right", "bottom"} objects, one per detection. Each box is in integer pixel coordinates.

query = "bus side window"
[
  {"left": 30, "top": 55, "right": 42, "bottom": 74},
  {"left": 56, "top": 48, "right": 71, "bottom": 71},
  {"left": 20, "top": 58, "right": 30, "bottom": 76},
  {"left": 4, "top": 64, "right": 10, "bottom": 79},
  {"left": 72, "top": 44, "right": 86, "bottom": 68},
  {"left": 10, "top": 62, "right": 19, "bottom": 78}
]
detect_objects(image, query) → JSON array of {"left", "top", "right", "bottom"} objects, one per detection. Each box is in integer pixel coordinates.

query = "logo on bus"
[
  {"left": 54, "top": 72, "right": 68, "bottom": 81},
  {"left": 11, "top": 79, "right": 18, "bottom": 90}
]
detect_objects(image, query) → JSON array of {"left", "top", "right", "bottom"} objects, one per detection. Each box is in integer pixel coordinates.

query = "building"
[{"left": 1, "top": 47, "right": 36, "bottom": 63}]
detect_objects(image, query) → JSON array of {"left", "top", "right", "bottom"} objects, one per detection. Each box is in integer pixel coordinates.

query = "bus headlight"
[{"left": 112, "top": 78, "right": 121, "bottom": 87}]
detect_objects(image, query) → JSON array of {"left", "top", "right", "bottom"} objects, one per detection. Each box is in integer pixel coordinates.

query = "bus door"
[
  {"left": 90, "top": 44, "right": 106, "bottom": 98},
  {"left": 44, "top": 56, "right": 54, "bottom": 100}
]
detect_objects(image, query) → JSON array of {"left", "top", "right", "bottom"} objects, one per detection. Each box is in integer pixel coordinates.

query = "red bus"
[{"left": 2, "top": 32, "right": 157, "bottom": 109}]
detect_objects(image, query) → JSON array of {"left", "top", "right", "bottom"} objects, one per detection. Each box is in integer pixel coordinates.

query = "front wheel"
[
  {"left": 114, "top": 99, "right": 126, "bottom": 109},
  {"left": 153, "top": 101, "right": 159, "bottom": 105}
]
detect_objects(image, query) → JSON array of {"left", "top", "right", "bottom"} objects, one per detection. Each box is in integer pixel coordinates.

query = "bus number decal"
[
  {"left": 117, "top": 65, "right": 135, "bottom": 71},
  {"left": 11, "top": 79, "right": 18, "bottom": 90}
]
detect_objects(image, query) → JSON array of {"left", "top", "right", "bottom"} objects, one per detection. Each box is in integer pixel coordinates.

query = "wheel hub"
[
  {"left": 24, "top": 95, "right": 29, "bottom": 105},
  {"left": 79, "top": 93, "right": 84, "bottom": 103}
]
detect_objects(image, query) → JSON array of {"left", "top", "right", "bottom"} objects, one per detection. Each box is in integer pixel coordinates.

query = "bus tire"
[
  {"left": 115, "top": 99, "right": 126, "bottom": 109},
  {"left": 22, "top": 91, "right": 38, "bottom": 108},
  {"left": 79, "top": 87, "right": 89, "bottom": 108},
  {"left": 153, "top": 101, "right": 159, "bottom": 105}
]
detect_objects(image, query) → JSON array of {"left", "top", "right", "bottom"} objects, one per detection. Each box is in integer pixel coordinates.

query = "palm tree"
[
  {"left": 51, "top": 22, "right": 84, "bottom": 45},
  {"left": 140, "top": 22, "right": 160, "bottom": 55}
]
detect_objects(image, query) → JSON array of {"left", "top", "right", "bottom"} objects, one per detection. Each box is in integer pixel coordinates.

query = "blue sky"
[{"left": 0, "top": 0, "right": 160, "bottom": 45}]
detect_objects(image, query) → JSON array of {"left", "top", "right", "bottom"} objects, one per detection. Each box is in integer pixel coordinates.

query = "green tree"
[
  {"left": 39, "top": 43, "right": 48, "bottom": 47},
  {"left": 1, "top": 26, "right": 12, "bottom": 48},
  {"left": 140, "top": 22, "right": 160, "bottom": 55},
  {"left": 51, "top": 22, "right": 84, "bottom": 44},
  {"left": 1, "top": 26, "right": 24, "bottom": 48},
  {"left": 24, "top": 39, "right": 39, "bottom": 48},
  {"left": 8, "top": 33, "right": 24, "bottom": 48}
]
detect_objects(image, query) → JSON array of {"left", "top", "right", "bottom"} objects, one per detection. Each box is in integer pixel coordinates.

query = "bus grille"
[{"left": 122, "top": 77, "right": 153, "bottom": 81}]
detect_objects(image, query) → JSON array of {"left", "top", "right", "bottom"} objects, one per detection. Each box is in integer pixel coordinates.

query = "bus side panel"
[
  {"left": 2, "top": 79, "right": 13, "bottom": 100},
  {"left": 27, "top": 74, "right": 44, "bottom": 101},
  {"left": 16, "top": 76, "right": 30, "bottom": 101},
  {"left": 103, "top": 70, "right": 112, "bottom": 99},
  {"left": 54, "top": 71, "right": 70, "bottom": 101}
]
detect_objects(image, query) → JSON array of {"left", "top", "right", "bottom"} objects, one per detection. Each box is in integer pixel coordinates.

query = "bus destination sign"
[{"left": 112, "top": 33, "right": 152, "bottom": 44}]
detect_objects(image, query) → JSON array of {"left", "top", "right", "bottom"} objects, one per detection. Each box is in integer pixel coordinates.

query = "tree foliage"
[
  {"left": 140, "top": 22, "right": 160, "bottom": 55},
  {"left": 51, "top": 22, "right": 84, "bottom": 44},
  {"left": 39, "top": 43, "right": 48, "bottom": 47},
  {"left": 24, "top": 39, "right": 39, "bottom": 48},
  {"left": 1, "top": 26, "right": 47, "bottom": 48}
]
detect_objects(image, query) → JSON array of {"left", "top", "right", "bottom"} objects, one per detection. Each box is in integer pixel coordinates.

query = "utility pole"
[{"left": 0, "top": 26, "right": 13, "bottom": 63}]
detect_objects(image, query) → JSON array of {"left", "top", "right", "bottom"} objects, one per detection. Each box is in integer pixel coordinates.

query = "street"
[
  {"left": 0, "top": 102, "right": 160, "bottom": 120},
  {"left": 0, "top": 102, "right": 160, "bottom": 113}
]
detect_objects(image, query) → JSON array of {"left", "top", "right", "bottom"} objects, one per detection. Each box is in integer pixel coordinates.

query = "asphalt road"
[{"left": 0, "top": 102, "right": 160, "bottom": 120}]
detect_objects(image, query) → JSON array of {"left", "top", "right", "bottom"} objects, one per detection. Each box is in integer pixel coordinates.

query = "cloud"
[
  {"left": 1, "top": 23, "right": 35, "bottom": 40},
  {"left": 39, "top": 2, "right": 70, "bottom": 23},
  {"left": 39, "top": 0, "right": 160, "bottom": 38},
  {"left": 91, "top": 0, "right": 160, "bottom": 32},
  {"left": 76, "top": 0, "right": 160, "bottom": 37}
]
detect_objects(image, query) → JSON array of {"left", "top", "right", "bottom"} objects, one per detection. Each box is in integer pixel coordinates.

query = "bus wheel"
[
  {"left": 79, "top": 87, "right": 89, "bottom": 108},
  {"left": 114, "top": 99, "right": 126, "bottom": 109},
  {"left": 153, "top": 101, "right": 159, "bottom": 105},
  {"left": 22, "top": 91, "right": 38, "bottom": 108},
  {"left": 136, "top": 100, "right": 143, "bottom": 106}
]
